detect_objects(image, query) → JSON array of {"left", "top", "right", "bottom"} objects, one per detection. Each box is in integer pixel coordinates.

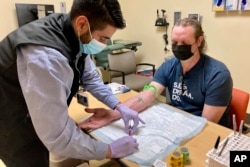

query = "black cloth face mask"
[{"left": 172, "top": 44, "right": 194, "bottom": 60}]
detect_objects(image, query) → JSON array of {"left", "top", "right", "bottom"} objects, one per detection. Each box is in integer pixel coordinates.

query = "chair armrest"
[
  {"left": 136, "top": 63, "right": 156, "bottom": 76},
  {"left": 108, "top": 69, "right": 125, "bottom": 84}
]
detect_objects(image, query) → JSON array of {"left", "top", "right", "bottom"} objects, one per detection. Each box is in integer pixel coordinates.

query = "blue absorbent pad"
[{"left": 91, "top": 101, "right": 207, "bottom": 166}]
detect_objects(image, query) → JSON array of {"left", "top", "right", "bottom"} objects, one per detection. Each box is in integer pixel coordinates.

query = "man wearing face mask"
[
  {"left": 0, "top": 0, "right": 143, "bottom": 166},
  {"left": 79, "top": 18, "right": 233, "bottom": 132}
]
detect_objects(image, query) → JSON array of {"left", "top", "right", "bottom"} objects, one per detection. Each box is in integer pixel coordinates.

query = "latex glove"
[
  {"left": 110, "top": 136, "right": 138, "bottom": 158},
  {"left": 116, "top": 104, "right": 145, "bottom": 135}
]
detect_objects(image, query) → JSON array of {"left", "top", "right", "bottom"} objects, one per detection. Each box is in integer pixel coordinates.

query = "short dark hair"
[
  {"left": 70, "top": 0, "right": 126, "bottom": 31},
  {"left": 174, "top": 18, "right": 206, "bottom": 53}
]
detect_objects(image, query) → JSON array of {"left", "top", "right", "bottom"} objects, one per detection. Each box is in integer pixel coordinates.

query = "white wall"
[
  {"left": 113, "top": 0, "right": 250, "bottom": 113},
  {"left": 0, "top": 0, "right": 73, "bottom": 39},
  {"left": 115, "top": 1, "right": 250, "bottom": 89}
]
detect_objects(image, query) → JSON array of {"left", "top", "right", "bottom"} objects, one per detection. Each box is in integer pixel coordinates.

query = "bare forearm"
[
  {"left": 123, "top": 90, "right": 155, "bottom": 112},
  {"left": 124, "top": 82, "right": 164, "bottom": 111},
  {"left": 112, "top": 82, "right": 164, "bottom": 120},
  {"left": 110, "top": 91, "right": 155, "bottom": 121}
]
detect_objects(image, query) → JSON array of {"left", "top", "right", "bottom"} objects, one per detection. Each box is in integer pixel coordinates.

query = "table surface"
[{"left": 68, "top": 91, "right": 232, "bottom": 167}]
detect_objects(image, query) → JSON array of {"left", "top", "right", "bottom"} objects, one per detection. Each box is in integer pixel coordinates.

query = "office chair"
[
  {"left": 93, "top": 39, "right": 142, "bottom": 70},
  {"left": 108, "top": 50, "right": 155, "bottom": 91},
  {"left": 94, "top": 39, "right": 122, "bottom": 70},
  {"left": 230, "top": 88, "right": 250, "bottom": 133}
]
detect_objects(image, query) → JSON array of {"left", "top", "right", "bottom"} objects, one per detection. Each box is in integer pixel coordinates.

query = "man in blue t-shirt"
[
  {"left": 79, "top": 18, "right": 233, "bottom": 129},
  {"left": 153, "top": 53, "right": 232, "bottom": 127}
]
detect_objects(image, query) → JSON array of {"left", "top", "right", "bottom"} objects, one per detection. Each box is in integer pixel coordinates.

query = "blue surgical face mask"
[{"left": 80, "top": 23, "right": 106, "bottom": 55}]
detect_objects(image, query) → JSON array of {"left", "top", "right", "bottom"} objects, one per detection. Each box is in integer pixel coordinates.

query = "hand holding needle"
[{"left": 128, "top": 120, "right": 133, "bottom": 136}]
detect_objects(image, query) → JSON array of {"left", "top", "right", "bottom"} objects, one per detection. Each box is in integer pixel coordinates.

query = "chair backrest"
[
  {"left": 108, "top": 50, "right": 137, "bottom": 77},
  {"left": 94, "top": 39, "right": 113, "bottom": 68},
  {"left": 230, "top": 88, "right": 250, "bottom": 130}
]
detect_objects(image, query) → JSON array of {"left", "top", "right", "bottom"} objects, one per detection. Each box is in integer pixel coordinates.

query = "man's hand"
[
  {"left": 116, "top": 104, "right": 145, "bottom": 135},
  {"left": 108, "top": 136, "right": 138, "bottom": 158},
  {"left": 78, "top": 108, "right": 120, "bottom": 130}
]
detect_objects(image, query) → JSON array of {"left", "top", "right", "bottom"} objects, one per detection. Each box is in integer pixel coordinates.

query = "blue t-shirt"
[{"left": 153, "top": 54, "right": 233, "bottom": 127}]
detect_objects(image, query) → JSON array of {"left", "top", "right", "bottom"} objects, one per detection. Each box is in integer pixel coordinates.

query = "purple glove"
[
  {"left": 110, "top": 136, "right": 138, "bottom": 158},
  {"left": 116, "top": 104, "right": 145, "bottom": 135}
]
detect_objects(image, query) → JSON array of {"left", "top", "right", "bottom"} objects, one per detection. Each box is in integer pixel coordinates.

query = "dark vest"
[{"left": 0, "top": 14, "right": 84, "bottom": 136}]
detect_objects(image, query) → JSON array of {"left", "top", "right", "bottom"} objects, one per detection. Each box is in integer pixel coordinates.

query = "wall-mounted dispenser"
[
  {"left": 155, "top": 9, "right": 168, "bottom": 26},
  {"left": 155, "top": 9, "right": 169, "bottom": 51}
]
